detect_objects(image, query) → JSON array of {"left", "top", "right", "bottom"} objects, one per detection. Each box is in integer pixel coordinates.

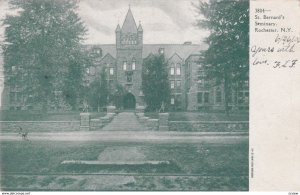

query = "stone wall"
[
  {"left": 0, "top": 121, "right": 80, "bottom": 132},
  {"left": 169, "top": 121, "right": 248, "bottom": 132}
]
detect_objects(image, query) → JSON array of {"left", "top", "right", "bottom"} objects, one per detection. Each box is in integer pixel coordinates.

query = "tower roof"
[{"left": 121, "top": 7, "right": 138, "bottom": 33}]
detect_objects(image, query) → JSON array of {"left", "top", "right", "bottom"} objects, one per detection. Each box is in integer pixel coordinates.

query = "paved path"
[
  {"left": 102, "top": 112, "right": 145, "bottom": 131},
  {"left": 0, "top": 131, "right": 248, "bottom": 143}
]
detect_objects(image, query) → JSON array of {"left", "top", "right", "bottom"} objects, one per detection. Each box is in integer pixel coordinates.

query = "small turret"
[
  {"left": 116, "top": 24, "right": 121, "bottom": 48},
  {"left": 138, "top": 21, "right": 143, "bottom": 32}
]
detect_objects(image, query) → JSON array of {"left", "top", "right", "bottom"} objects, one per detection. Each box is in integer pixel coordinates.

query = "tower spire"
[{"left": 121, "top": 6, "right": 138, "bottom": 33}]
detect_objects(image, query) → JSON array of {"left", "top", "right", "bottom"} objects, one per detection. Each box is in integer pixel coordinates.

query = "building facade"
[{"left": 1, "top": 8, "right": 249, "bottom": 112}]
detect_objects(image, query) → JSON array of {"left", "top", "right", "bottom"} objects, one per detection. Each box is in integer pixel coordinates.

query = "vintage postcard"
[{"left": 0, "top": 0, "right": 298, "bottom": 193}]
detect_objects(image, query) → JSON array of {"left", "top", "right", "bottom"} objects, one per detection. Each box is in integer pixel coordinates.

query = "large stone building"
[{"left": 1, "top": 7, "right": 249, "bottom": 112}]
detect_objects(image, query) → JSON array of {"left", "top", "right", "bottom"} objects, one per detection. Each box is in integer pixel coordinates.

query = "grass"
[
  {"left": 1, "top": 110, "right": 248, "bottom": 122},
  {"left": 0, "top": 140, "right": 248, "bottom": 190},
  {"left": 0, "top": 111, "right": 106, "bottom": 121},
  {"left": 170, "top": 112, "right": 249, "bottom": 121},
  {"left": 0, "top": 141, "right": 248, "bottom": 175},
  {"left": 144, "top": 112, "right": 249, "bottom": 121},
  {"left": 59, "top": 163, "right": 182, "bottom": 174}
]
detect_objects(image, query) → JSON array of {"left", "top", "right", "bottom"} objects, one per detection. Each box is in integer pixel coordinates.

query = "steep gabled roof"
[
  {"left": 99, "top": 53, "right": 116, "bottom": 64},
  {"left": 142, "top": 44, "right": 206, "bottom": 59},
  {"left": 168, "top": 53, "right": 183, "bottom": 62},
  {"left": 85, "top": 43, "right": 207, "bottom": 61},
  {"left": 121, "top": 8, "right": 138, "bottom": 33}
]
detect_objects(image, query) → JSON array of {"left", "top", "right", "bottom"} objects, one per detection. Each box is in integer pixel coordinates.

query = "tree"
[
  {"left": 3, "top": 0, "right": 88, "bottom": 111},
  {"left": 142, "top": 54, "right": 170, "bottom": 111},
  {"left": 87, "top": 69, "right": 109, "bottom": 112},
  {"left": 194, "top": 0, "right": 249, "bottom": 115}
]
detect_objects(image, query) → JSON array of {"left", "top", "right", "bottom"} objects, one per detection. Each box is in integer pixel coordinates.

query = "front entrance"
[{"left": 123, "top": 93, "right": 136, "bottom": 110}]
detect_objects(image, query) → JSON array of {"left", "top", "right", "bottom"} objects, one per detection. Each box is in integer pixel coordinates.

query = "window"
[
  {"left": 123, "top": 61, "right": 127, "bottom": 70},
  {"left": 170, "top": 80, "right": 175, "bottom": 89},
  {"left": 127, "top": 74, "right": 132, "bottom": 82},
  {"left": 159, "top": 48, "right": 164, "bottom": 54},
  {"left": 95, "top": 49, "right": 101, "bottom": 55},
  {"left": 176, "top": 67, "right": 181, "bottom": 75},
  {"left": 171, "top": 98, "right": 175, "bottom": 105},
  {"left": 204, "top": 92, "right": 209, "bottom": 103},
  {"left": 170, "top": 67, "right": 175, "bottom": 75},
  {"left": 109, "top": 68, "right": 114, "bottom": 75},
  {"left": 132, "top": 61, "right": 136, "bottom": 70},
  {"left": 197, "top": 92, "right": 203, "bottom": 103},
  {"left": 12, "top": 66, "right": 16, "bottom": 73},
  {"left": 197, "top": 80, "right": 203, "bottom": 88},
  {"left": 176, "top": 80, "right": 181, "bottom": 88},
  {"left": 216, "top": 90, "right": 222, "bottom": 103}
]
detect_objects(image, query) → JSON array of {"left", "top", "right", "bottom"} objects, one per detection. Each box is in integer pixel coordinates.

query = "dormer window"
[
  {"left": 123, "top": 61, "right": 127, "bottom": 70},
  {"left": 159, "top": 48, "right": 164, "bottom": 54}
]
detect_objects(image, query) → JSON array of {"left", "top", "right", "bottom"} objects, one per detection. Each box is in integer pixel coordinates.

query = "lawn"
[
  {"left": 145, "top": 112, "right": 249, "bottom": 121},
  {"left": 0, "top": 111, "right": 106, "bottom": 121},
  {"left": 0, "top": 140, "right": 248, "bottom": 191}
]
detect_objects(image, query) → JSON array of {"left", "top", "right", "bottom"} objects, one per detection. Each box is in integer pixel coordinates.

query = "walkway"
[
  {"left": 102, "top": 112, "right": 145, "bottom": 131},
  {"left": 0, "top": 131, "right": 248, "bottom": 143}
]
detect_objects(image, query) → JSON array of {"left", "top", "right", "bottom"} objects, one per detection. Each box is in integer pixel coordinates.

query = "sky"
[
  {"left": 77, "top": 0, "right": 208, "bottom": 44},
  {"left": 0, "top": 0, "right": 208, "bottom": 45}
]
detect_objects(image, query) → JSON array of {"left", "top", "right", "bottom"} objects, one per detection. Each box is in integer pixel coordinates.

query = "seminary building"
[{"left": 1, "top": 8, "right": 249, "bottom": 112}]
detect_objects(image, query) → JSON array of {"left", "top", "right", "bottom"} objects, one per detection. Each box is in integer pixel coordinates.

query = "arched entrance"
[{"left": 123, "top": 93, "right": 136, "bottom": 110}]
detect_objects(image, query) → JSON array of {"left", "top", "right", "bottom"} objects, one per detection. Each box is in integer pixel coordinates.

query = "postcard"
[{"left": 0, "top": 0, "right": 299, "bottom": 192}]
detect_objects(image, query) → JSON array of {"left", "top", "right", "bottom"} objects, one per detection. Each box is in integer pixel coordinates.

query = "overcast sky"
[{"left": 0, "top": 0, "right": 208, "bottom": 45}]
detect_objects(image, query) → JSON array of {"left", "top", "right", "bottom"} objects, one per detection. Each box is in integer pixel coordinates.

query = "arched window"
[
  {"left": 176, "top": 63, "right": 181, "bottom": 75},
  {"left": 132, "top": 59, "right": 136, "bottom": 70},
  {"left": 109, "top": 68, "right": 114, "bottom": 75},
  {"left": 123, "top": 61, "right": 127, "bottom": 70}
]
